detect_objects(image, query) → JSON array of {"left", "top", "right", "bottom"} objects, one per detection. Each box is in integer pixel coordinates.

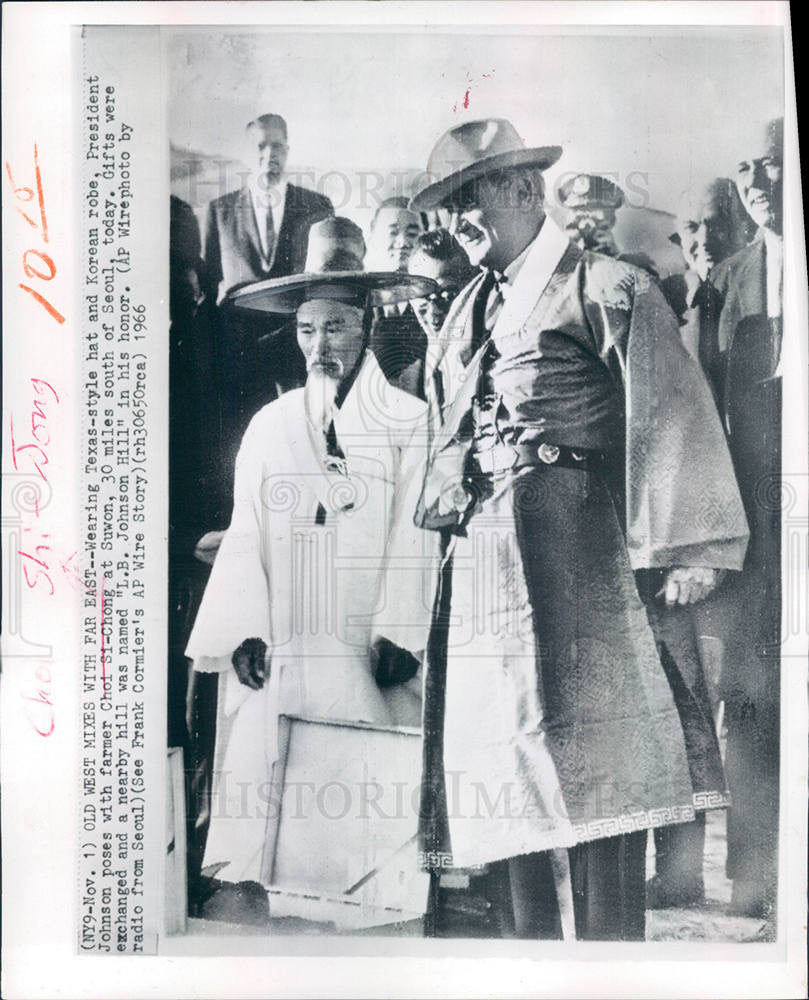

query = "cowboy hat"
[
  {"left": 409, "top": 118, "right": 562, "bottom": 212},
  {"left": 229, "top": 216, "right": 436, "bottom": 314}
]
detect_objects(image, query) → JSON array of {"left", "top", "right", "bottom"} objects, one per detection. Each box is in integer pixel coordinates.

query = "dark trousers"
[
  {"left": 653, "top": 813, "right": 706, "bottom": 891},
  {"left": 725, "top": 692, "right": 779, "bottom": 910},
  {"left": 481, "top": 832, "right": 648, "bottom": 941}
]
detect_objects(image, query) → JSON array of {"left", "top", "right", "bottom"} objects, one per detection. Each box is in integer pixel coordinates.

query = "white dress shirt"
[{"left": 249, "top": 177, "right": 288, "bottom": 269}]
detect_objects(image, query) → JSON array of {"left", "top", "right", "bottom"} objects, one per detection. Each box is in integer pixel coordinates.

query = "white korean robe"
[{"left": 186, "top": 352, "right": 436, "bottom": 882}]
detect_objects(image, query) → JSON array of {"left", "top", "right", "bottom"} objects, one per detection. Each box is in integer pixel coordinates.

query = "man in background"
[
  {"left": 201, "top": 112, "right": 334, "bottom": 527},
  {"left": 706, "top": 118, "right": 784, "bottom": 922},
  {"left": 367, "top": 195, "right": 424, "bottom": 272},
  {"left": 557, "top": 172, "right": 659, "bottom": 274},
  {"left": 372, "top": 228, "right": 475, "bottom": 398},
  {"left": 643, "top": 177, "right": 750, "bottom": 911},
  {"left": 663, "top": 178, "right": 750, "bottom": 378}
]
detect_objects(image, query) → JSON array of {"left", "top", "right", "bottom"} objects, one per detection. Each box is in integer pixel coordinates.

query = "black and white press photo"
[{"left": 1, "top": 3, "right": 806, "bottom": 998}]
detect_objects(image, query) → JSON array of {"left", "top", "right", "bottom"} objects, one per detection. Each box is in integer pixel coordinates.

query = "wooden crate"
[{"left": 260, "top": 715, "right": 428, "bottom": 930}]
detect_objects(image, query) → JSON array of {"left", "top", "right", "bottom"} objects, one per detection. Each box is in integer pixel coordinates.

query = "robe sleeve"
[
  {"left": 372, "top": 405, "right": 439, "bottom": 655},
  {"left": 619, "top": 268, "right": 749, "bottom": 571},
  {"left": 185, "top": 412, "right": 274, "bottom": 670}
]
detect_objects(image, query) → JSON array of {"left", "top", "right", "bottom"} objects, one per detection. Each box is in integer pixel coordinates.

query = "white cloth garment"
[{"left": 187, "top": 352, "right": 437, "bottom": 880}]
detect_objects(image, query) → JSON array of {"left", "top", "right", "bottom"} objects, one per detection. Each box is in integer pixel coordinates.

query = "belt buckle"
[{"left": 537, "top": 442, "right": 561, "bottom": 465}]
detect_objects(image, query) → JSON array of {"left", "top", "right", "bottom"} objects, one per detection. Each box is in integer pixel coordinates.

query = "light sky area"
[{"left": 168, "top": 26, "right": 783, "bottom": 269}]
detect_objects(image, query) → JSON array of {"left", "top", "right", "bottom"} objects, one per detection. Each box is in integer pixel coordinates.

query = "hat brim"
[
  {"left": 409, "top": 145, "right": 563, "bottom": 212},
  {"left": 229, "top": 271, "right": 438, "bottom": 314}
]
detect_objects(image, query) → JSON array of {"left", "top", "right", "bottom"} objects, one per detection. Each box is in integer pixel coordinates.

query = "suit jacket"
[
  {"left": 203, "top": 183, "right": 333, "bottom": 304},
  {"left": 661, "top": 269, "right": 725, "bottom": 402},
  {"left": 703, "top": 237, "right": 781, "bottom": 686},
  {"left": 709, "top": 238, "right": 780, "bottom": 427}
]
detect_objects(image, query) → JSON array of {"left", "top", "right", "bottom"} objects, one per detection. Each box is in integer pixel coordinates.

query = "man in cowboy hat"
[
  {"left": 410, "top": 118, "right": 749, "bottom": 940},
  {"left": 185, "top": 217, "right": 438, "bottom": 903}
]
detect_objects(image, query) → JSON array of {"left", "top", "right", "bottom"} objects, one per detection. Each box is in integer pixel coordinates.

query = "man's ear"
[{"left": 508, "top": 172, "right": 535, "bottom": 208}]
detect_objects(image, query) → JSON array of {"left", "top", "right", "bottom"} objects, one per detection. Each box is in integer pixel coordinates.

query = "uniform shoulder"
[{"left": 581, "top": 250, "right": 646, "bottom": 309}]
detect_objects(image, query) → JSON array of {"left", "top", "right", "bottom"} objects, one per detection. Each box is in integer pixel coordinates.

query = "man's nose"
[
  {"left": 426, "top": 298, "right": 443, "bottom": 323},
  {"left": 751, "top": 159, "right": 769, "bottom": 190},
  {"left": 447, "top": 211, "right": 461, "bottom": 237},
  {"left": 311, "top": 329, "right": 331, "bottom": 355}
]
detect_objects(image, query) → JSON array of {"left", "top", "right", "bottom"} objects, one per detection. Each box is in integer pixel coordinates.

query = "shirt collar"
[
  {"left": 499, "top": 239, "right": 533, "bottom": 287},
  {"left": 763, "top": 228, "right": 783, "bottom": 261}
]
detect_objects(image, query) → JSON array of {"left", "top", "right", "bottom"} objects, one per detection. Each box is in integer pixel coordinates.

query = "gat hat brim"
[
  {"left": 229, "top": 271, "right": 437, "bottom": 314},
  {"left": 410, "top": 145, "right": 562, "bottom": 212}
]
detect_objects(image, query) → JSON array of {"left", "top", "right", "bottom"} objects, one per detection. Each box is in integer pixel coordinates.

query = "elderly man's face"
[
  {"left": 736, "top": 138, "right": 782, "bottom": 234},
  {"left": 296, "top": 298, "right": 365, "bottom": 384},
  {"left": 374, "top": 207, "right": 422, "bottom": 271},
  {"left": 408, "top": 254, "right": 465, "bottom": 337},
  {"left": 675, "top": 196, "right": 736, "bottom": 281},
  {"left": 247, "top": 121, "right": 289, "bottom": 190}
]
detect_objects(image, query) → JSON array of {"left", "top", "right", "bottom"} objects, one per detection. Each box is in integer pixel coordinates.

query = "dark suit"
[
  {"left": 203, "top": 183, "right": 334, "bottom": 304},
  {"left": 706, "top": 238, "right": 781, "bottom": 915},
  {"left": 202, "top": 183, "right": 333, "bottom": 526},
  {"left": 370, "top": 305, "right": 428, "bottom": 400}
]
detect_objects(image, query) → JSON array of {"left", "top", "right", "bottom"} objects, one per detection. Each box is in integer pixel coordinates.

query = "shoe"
[{"left": 646, "top": 874, "right": 705, "bottom": 909}]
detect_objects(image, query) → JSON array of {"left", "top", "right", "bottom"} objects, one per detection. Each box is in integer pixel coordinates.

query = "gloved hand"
[
  {"left": 659, "top": 567, "right": 726, "bottom": 606},
  {"left": 369, "top": 635, "right": 420, "bottom": 689},
  {"left": 231, "top": 637, "right": 270, "bottom": 689}
]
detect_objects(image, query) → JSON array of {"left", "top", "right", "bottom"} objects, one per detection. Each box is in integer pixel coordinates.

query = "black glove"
[
  {"left": 231, "top": 637, "right": 269, "bottom": 690},
  {"left": 370, "top": 636, "right": 420, "bottom": 689}
]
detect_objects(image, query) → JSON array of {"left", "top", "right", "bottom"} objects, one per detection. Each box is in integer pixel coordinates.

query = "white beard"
[{"left": 304, "top": 368, "right": 341, "bottom": 435}]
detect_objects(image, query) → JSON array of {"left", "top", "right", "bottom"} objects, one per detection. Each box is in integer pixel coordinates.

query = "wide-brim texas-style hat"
[
  {"left": 230, "top": 216, "right": 436, "bottom": 314},
  {"left": 409, "top": 118, "right": 563, "bottom": 212}
]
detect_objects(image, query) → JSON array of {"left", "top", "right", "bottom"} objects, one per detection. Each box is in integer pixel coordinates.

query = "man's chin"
[{"left": 459, "top": 241, "right": 489, "bottom": 268}]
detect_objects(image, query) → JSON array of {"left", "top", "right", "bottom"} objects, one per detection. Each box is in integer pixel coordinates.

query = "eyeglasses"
[{"left": 413, "top": 287, "right": 461, "bottom": 308}]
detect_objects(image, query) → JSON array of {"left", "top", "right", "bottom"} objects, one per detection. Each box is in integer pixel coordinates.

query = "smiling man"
[
  {"left": 702, "top": 118, "right": 785, "bottom": 922},
  {"left": 186, "top": 217, "right": 437, "bottom": 894},
  {"left": 369, "top": 196, "right": 424, "bottom": 272},
  {"left": 409, "top": 118, "right": 750, "bottom": 941}
]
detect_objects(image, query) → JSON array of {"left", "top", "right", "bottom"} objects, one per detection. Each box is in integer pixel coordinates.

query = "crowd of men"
[{"left": 169, "top": 111, "right": 785, "bottom": 938}]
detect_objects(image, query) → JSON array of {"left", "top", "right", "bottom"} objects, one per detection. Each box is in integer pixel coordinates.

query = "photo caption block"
[{"left": 78, "top": 26, "right": 166, "bottom": 955}]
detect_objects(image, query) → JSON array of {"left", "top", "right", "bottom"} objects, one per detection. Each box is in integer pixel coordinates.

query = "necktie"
[
  {"left": 263, "top": 205, "right": 276, "bottom": 269},
  {"left": 485, "top": 274, "right": 506, "bottom": 331}
]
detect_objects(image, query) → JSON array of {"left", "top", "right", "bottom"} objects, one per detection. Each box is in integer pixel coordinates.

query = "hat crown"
[
  {"left": 558, "top": 173, "right": 624, "bottom": 210},
  {"left": 428, "top": 118, "right": 527, "bottom": 178},
  {"left": 304, "top": 216, "right": 366, "bottom": 273}
]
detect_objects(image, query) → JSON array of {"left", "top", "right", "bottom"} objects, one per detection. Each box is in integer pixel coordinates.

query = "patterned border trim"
[
  {"left": 693, "top": 790, "right": 732, "bottom": 810},
  {"left": 570, "top": 791, "right": 731, "bottom": 843},
  {"left": 418, "top": 851, "right": 486, "bottom": 873}
]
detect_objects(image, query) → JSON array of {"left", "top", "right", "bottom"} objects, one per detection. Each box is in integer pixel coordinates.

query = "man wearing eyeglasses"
[{"left": 371, "top": 228, "right": 475, "bottom": 399}]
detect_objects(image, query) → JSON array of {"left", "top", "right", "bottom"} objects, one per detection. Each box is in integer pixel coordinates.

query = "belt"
[{"left": 472, "top": 440, "right": 604, "bottom": 476}]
